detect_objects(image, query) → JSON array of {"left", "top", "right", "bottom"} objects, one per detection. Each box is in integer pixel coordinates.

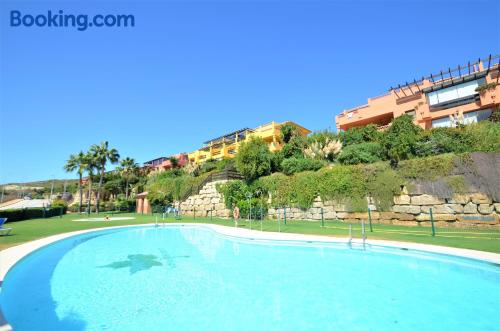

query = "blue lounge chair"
[{"left": 0, "top": 218, "right": 12, "bottom": 236}]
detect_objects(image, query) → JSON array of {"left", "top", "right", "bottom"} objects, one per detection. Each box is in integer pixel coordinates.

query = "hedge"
[{"left": 0, "top": 207, "right": 67, "bottom": 222}]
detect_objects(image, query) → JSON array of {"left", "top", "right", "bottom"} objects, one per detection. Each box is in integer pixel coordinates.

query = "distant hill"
[{"left": 1, "top": 179, "right": 79, "bottom": 203}]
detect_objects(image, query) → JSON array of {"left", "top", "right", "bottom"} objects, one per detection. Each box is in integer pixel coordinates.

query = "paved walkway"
[{"left": 0, "top": 199, "right": 51, "bottom": 210}]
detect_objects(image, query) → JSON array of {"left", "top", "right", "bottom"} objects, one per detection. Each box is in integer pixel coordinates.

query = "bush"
[
  {"left": 305, "top": 131, "right": 342, "bottom": 161},
  {"left": 465, "top": 121, "right": 500, "bottom": 152},
  {"left": 0, "top": 207, "right": 66, "bottom": 222},
  {"left": 281, "top": 135, "right": 307, "bottom": 159},
  {"left": 489, "top": 110, "right": 500, "bottom": 123},
  {"left": 236, "top": 198, "right": 267, "bottom": 220},
  {"left": 235, "top": 137, "right": 273, "bottom": 182},
  {"left": 270, "top": 150, "right": 285, "bottom": 173},
  {"left": 51, "top": 198, "right": 68, "bottom": 209},
  {"left": 340, "top": 124, "right": 381, "bottom": 146},
  {"left": 115, "top": 196, "right": 136, "bottom": 211},
  {"left": 146, "top": 171, "right": 210, "bottom": 202},
  {"left": 382, "top": 115, "right": 422, "bottom": 165},
  {"left": 337, "top": 142, "right": 383, "bottom": 165},
  {"left": 316, "top": 165, "right": 367, "bottom": 210},
  {"left": 281, "top": 157, "right": 325, "bottom": 175},
  {"left": 415, "top": 127, "right": 473, "bottom": 157},
  {"left": 258, "top": 173, "right": 294, "bottom": 207},
  {"left": 280, "top": 123, "right": 301, "bottom": 143},
  {"left": 291, "top": 171, "right": 319, "bottom": 209},
  {"left": 217, "top": 180, "right": 267, "bottom": 219},
  {"left": 147, "top": 191, "right": 171, "bottom": 206},
  {"left": 365, "top": 164, "right": 403, "bottom": 211},
  {"left": 397, "top": 154, "right": 456, "bottom": 180},
  {"left": 217, "top": 180, "right": 250, "bottom": 209}
]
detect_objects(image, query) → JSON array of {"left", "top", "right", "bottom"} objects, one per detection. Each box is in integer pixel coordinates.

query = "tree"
[
  {"left": 337, "top": 142, "right": 383, "bottom": 165},
  {"left": 169, "top": 156, "right": 179, "bottom": 169},
  {"left": 90, "top": 141, "right": 120, "bottom": 213},
  {"left": 120, "top": 157, "right": 139, "bottom": 199},
  {"left": 63, "top": 151, "right": 86, "bottom": 213},
  {"left": 382, "top": 115, "right": 422, "bottom": 166},
  {"left": 235, "top": 137, "right": 273, "bottom": 182},
  {"left": 83, "top": 152, "right": 98, "bottom": 214},
  {"left": 340, "top": 124, "right": 381, "bottom": 146},
  {"left": 280, "top": 124, "right": 301, "bottom": 144},
  {"left": 281, "top": 135, "right": 307, "bottom": 159}
]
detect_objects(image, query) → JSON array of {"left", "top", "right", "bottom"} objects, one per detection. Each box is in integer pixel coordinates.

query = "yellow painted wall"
[{"left": 188, "top": 121, "right": 311, "bottom": 165}]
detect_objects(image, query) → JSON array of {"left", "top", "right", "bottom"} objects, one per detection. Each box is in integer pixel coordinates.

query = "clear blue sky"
[{"left": 1, "top": 0, "right": 499, "bottom": 183}]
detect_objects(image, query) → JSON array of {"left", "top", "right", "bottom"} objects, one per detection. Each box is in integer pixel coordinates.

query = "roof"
[
  {"left": 143, "top": 157, "right": 167, "bottom": 164},
  {"left": 203, "top": 127, "right": 251, "bottom": 145}
]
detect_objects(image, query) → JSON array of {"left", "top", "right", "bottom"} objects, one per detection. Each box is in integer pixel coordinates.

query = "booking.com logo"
[{"left": 10, "top": 10, "right": 135, "bottom": 31}]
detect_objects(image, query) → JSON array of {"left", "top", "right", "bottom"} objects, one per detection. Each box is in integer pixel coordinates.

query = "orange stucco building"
[{"left": 335, "top": 55, "right": 499, "bottom": 131}]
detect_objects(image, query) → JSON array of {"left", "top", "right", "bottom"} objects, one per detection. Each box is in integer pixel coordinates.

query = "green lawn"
[{"left": 1, "top": 212, "right": 499, "bottom": 253}]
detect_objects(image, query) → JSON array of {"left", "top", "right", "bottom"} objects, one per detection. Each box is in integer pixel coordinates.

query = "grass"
[{"left": 1, "top": 212, "right": 499, "bottom": 253}]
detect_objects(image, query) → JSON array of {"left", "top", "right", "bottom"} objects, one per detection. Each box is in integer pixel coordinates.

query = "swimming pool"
[{"left": 1, "top": 225, "right": 499, "bottom": 331}]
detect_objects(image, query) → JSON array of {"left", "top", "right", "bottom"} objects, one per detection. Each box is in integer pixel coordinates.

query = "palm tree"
[
  {"left": 63, "top": 151, "right": 86, "bottom": 213},
  {"left": 120, "top": 157, "right": 139, "bottom": 199},
  {"left": 83, "top": 152, "right": 97, "bottom": 214},
  {"left": 90, "top": 141, "right": 120, "bottom": 213}
]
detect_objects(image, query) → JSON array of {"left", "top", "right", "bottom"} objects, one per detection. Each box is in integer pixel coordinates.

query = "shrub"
[
  {"left": 0, "top": 207, "right": 66, "bottom": 222},
  {"left": 415, "top": 127, "right": 474, "bottom": 157},
  {"left": 337, "top": 142, "right": 383, "bottom": 165},
  {"left": 340, "top": 124, "right": 381, "bottom": 146},
  {"left": 147, "top": 191, "right": 171, "bottom": 206},
  {"left": 51, "top": 198, "right": 68, "bottom": 209},
  {"left": 146, "top": 170, "right": 210, "bottom": 202},
  {"left": 199, "top": 159, "right": 219, "bottom": 174},
  {"left": 115, "top": 196, "right": 136, "bottom": 211},
  {"left": 280, "top": 123, "right": 301, "bottom": 143},
  {"left": 270, "top": 150, "right": 285, "bottom": 173},
  {"left": 236, "top": 198, "right": 267, "bottom": 220},
  {"left": 305, "top": 131, "right": 342, "bottom": 161},
  {"left": 365, "top": 164, "right": 403, "bottom": 211},
  {"left": 291, "top": 171, "right": 319, "bottom": 209},
  {"left": 235, "top": 137, "right": 273, "bottom": 182},
  {"left": 397, "top": 154, "right": 456, "bottom": 180},
  {"left": 489, "top": 109, "right": 500, "bottom": 123},
  {"left": 217, "top": 180, "right": 249, "bottom": 209},
  {"left": 281, "top": 157, "right": 325, "bottom": 175},
  {"left": 316, "top": 165, "right": 367, "bottom": 210},
  {"left": 464, "top": 121, "right": 500, "bottom": 152},
  {"left": 382, "top": 115, "right": 422, "bottom": 165},
  {"left": 217, "top": 180, "right": 267, "bottom": 218},
  {"left": 281, "top": 135, "right": 307, "bottom": 159},
  {"left": 258, "top": 173, "right": 294, "bottom": 207}
]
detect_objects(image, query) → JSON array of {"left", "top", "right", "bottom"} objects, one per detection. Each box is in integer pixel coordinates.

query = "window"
[
  {"left": 405, "top": 110, "right": 416, "bottom": 118},
  {"left": 431, "top": 109, "right": 492, "bottom": 128},
  {"left": 427, "top": 79, "right": 484, "bottom": 106}
]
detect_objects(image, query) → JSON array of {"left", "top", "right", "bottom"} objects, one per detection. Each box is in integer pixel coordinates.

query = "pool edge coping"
[
  {"left": 2, "top": 222, "right": 499, "bottom": 283},
  {"left": 0, "top": 222, "right": 499, "bottom": 330}
]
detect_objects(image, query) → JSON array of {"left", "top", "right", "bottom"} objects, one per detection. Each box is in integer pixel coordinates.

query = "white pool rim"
[{"left": 0, "top": 223, "right": 499, "bottom": 331}]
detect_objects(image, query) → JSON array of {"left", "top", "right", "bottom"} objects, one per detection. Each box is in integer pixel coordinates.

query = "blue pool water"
[{"left": 1, "top": 225, "right": 499, "bottom": 331}]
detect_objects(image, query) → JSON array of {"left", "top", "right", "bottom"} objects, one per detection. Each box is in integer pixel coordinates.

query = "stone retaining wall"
[
  {"left": 180, "top": 180, "right": 499, "bottom": 227},
  {"left": 267, "top": 190, "right": 499, "bottom": 227},
  {"left": 180, "top": 180, "right": 231, "bottom": 218}
]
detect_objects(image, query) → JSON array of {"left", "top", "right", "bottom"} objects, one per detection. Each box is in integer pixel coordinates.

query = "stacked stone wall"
[
  {"left": 180, "top": 180, "right": 231, "bottom": 218},
  {"left": 181, "top": 181, "right": 499, "bottom": 228},
  {"left": 267, "top": 189, "right": 499, "bottom": 228}
]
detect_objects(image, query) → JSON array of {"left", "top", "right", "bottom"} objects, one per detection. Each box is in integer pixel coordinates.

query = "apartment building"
[
  {"left": 188, "top": 121, "right": 311, "bottom": 165},
  {"left": 335, "top": 55, "right": 499, "bottom": 131},
  {"left": 143, "top": 153, "right": 189, "bottom": 172}
]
